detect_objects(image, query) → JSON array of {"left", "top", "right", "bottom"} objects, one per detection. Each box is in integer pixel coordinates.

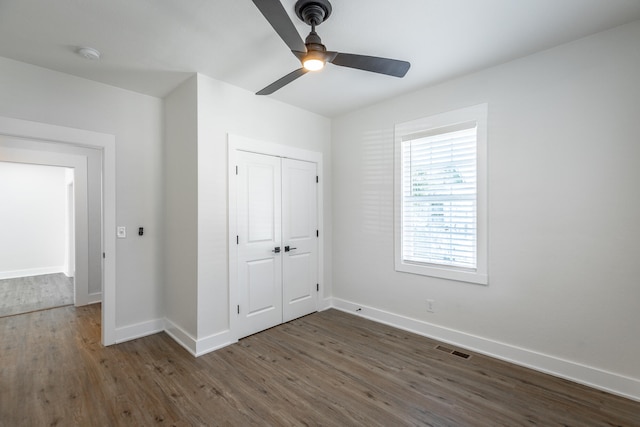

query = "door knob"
[
  {"left": 284, "top": 246, "right": 297, "bottom": 252},
  {"left": 272, "top": 246, "right": 281, "bottom": 253}
]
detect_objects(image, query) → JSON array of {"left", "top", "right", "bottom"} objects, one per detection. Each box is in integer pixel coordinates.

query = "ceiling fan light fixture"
[
  {"left": 303, "top": 58, "right": 324, "bottom": 71},
  {"left": 302, "top": 50, "right": 325, "bottom": 71}
]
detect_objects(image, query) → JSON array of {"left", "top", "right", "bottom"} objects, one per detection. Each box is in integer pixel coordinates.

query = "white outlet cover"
[{"left": 117, "top": 226, "right": 126, "bottom": 238}]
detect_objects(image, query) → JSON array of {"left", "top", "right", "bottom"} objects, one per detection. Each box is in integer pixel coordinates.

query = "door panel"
[
  {"left": 237, "top": 151, "right": 282, "bottom": 338},
  {"left": 287, "top": 168, "right": 312, "bottom": 238},
  {"left": 247, "top": 258, "right": 279, "bottom": 314},
  {"left": 282, "top": 158, "right": 318, "bottom": 322},
  {"left": 286, "top": 252, "right": 312, "bottom": 303},
  {"left": 247, "top": 164, "right": 277, "bottom": 242}
]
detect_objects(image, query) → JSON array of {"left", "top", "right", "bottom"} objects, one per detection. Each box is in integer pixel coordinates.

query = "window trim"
[{"left": 394, "top": 104, "right": 488, "bottom": 285}]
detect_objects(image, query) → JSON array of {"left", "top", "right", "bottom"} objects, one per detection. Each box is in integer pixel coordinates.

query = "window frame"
[{"left": 394, "top": 104, "right": 488, "bottom": 285}]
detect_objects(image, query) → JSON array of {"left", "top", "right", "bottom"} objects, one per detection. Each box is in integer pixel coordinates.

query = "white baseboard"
[
  {"left": 163, "top": 318, "right": 198, "bottom": 355},
  {"left": 318, "top": 297, "right": 333, "bottom": 311},
  {"left": 115, "top": 318, "right": 164, "bottom": 344},
  {"left": 0, "top": 266, "right": 66, "bottom": 280},
  {"left": 86, "top": 292, "right": 102, "bottom": 305},
  {"left": 329, "top": 297, "right": 640, "bottom": 402},
  {"left": 163, "top": 318, "right": 236, "bottom": 357},
  {"left": 161, "top": 298, "right": 329, "bottom": 357},
  {"left": 194, "top": 330, "right": 236, "bottom": 357}
]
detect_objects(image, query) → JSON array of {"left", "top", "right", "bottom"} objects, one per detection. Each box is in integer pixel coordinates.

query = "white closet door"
[
  {"left": 236, "top": 151, "right": 283, "bottom": 338},
  {"left": 282, "top": 158, "right": 318, "bottom": 322}
]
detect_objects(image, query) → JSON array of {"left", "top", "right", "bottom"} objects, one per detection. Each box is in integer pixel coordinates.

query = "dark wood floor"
[{"left": 1, "top": 305, "right": 638, "bottom": 426}]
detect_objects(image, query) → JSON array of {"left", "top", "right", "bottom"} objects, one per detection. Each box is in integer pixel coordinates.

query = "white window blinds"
[{"left": 401, "top": 122, "right": 478, "bottom": 270}]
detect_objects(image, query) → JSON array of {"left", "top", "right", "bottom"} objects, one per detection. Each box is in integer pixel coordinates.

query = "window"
[{"left": 394, "top": 104, "right": 488, "bottom": 284}]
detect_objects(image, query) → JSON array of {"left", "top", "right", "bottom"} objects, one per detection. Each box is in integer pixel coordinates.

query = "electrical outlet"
[{"left": 426, "top": 299, "right": 436, "bottom": 313}]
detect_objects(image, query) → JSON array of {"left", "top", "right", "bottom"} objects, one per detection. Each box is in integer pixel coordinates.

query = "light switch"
[{"left": 117, "top": 226, "right": 126, "bottom": 238}]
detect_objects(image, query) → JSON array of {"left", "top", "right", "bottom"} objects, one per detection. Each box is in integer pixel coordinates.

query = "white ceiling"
[{"left": 1, "top": 0, "right": 640, "bottom": 117}]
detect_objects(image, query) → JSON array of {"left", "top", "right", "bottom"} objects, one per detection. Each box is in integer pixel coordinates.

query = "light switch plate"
[{"left": 117, "top": 226, "right": 126, "bottom": 238}]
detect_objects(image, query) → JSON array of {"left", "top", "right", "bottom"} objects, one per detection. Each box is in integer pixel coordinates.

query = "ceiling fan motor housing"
[
  {"left": 295, "top": 0, "right": 332, "bottom": 26},
  {"left": 304, "top": 31, "right": 325, "bottom": 52}
]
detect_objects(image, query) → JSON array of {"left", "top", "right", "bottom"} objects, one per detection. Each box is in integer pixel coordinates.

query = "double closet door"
[{"left": 236, "top": 151, "right": 318, "bottom": 339}]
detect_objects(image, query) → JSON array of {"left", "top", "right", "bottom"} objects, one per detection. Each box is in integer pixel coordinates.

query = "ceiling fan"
[{"left": 252, "top": 0, "right": 411, "bottom": 95}]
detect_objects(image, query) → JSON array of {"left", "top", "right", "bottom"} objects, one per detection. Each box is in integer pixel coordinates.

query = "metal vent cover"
[{"left": 435, "top": 345, "right": 471, "bottom": 359}]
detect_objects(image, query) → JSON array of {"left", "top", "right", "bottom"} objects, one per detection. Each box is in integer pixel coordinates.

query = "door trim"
[
  {"left": 228, "top": 134, "right": 324, "bottom": 340},
  {"left": 0, "top": 116, "right": 117, "bottom": 346}
]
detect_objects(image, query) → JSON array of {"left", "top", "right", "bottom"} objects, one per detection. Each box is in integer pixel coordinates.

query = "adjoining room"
[{"left": 0, "top": 162, "right": 74, "bottom": 317}]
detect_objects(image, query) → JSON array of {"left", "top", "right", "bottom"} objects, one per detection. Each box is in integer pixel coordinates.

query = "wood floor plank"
[{"left": 1, "top": 305, "right": 639, "bottom": 426}]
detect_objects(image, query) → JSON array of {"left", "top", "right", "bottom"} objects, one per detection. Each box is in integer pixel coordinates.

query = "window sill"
[{"left": 395, "top": 261, "right": 488, "bottom": 285}]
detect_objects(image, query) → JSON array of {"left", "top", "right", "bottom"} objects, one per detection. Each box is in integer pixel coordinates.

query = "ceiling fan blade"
[
  {"left": 256, "top": 68, "right": 308, "bottom": 95},
  {"left": 252, "top": 0, "right": 307, "bottom": 53},
  {"left": 329, "top": 53, "right": 410, "bottom": 77}
]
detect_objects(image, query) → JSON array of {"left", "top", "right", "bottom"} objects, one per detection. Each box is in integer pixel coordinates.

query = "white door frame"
[
  {"left": 66, "top": 179, "right": 75, "bottom": 280},
  {"left": 228, "top": 134, "right": 324, "bottom": 340},
  {"left": 0, "top": 116, "right": 117, "bottom": 346}
]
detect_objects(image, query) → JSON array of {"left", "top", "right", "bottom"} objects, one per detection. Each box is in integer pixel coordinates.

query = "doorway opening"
[
  {"left": 0, "top": 116, "right": 116, "bottom": 345},
  {"left": 0, "top": 162, "right": 76, "bottom": 317}
]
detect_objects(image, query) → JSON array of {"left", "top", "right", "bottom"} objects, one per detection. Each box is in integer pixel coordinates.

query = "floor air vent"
[
  {"left": 451, "top": 350, "right": 471, "bottom": 359},
  {"left": 435, "top": 345, "right": 471, "bottom": 360}
]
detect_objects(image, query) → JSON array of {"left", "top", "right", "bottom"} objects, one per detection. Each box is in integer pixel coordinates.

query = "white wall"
[
  {"left": 163, "top": 73, "right": 332, "bottom": 353},
  {"left": 0, "top": 162, "right": 67, "bottom": 278},
  {"left": 163, "top": 75, "right": 199, "bottom": 339},
  {"left": 0, "top": 57, "right": 164, "bottom": 329},
  {"left": 331, "top": 20, "right": 640, "bottom": 398}
]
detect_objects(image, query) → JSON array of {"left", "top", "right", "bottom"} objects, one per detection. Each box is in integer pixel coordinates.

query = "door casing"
[{"left": 0, "top": 116, "right": 117, "bottom": 346}]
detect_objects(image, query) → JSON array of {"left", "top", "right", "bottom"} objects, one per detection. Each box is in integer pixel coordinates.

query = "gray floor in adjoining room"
[{"left": 0, "top": 273, "right": 73, "bottom": 317}]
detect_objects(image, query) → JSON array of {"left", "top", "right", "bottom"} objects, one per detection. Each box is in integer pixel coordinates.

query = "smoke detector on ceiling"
[{"left": 76, "top": 47, "right": 101, "bottom": 60}]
